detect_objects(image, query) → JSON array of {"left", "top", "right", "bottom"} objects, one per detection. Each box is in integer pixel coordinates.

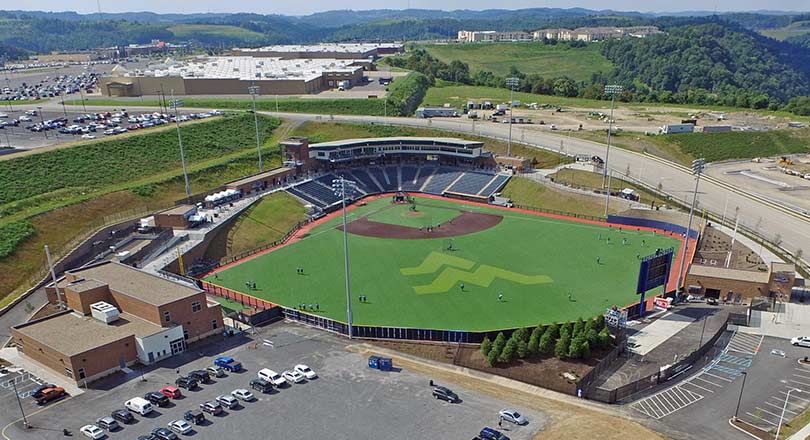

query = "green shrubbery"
[
  {"left": 385, "top": 72, "right": 432, "bottom": 116},
  {"left": 482, "top": 315, "right": 614, "bottom": 367},
  {"left": 0, "top": 220, "right": 35, "bottom": 259}
]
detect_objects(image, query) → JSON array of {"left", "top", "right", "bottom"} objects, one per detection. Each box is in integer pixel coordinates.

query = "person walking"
[
  {"left": 498, "top": 293, "right": 503, "bottom": 302},
  {"left": 460, "top": 283, "right": 465, "bottom": 292}
]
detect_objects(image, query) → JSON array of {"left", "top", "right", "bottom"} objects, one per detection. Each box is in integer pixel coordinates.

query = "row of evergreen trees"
[{"left": 480, "top": 315, "right": 613, "bottom": 367}]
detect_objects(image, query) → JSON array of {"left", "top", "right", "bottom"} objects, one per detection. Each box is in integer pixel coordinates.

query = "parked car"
[
  {"left": 294, "top": 364, "right": 317, "bottom": 379},
  {"left": 206, "top": 366, "right": 225, "bottom": 378},
  {"left": 151, "top": 427, "right": 178, "bottom": 440},
  {"left": 35, "top": 387, "right": 66, "bottom": 404},
  {"left": 188, "top": 370, "right": 211, "bottom": 384},
  {"left": 432, "top": 386, "right": 458, "bottom": 403},
  {"left": 81, "top": 134, "right": 96, "bottom": 139},
  {"left": 258, "top": 368, "right": 286, "bottom": 387},
  {"left": 110, "top": 409, "right": 134, "bottom": 424},
  {"left": 31, "top": 384, "right": 56, "bottom": 399},
  {"left": 498, "top": 408, "right": 527, "bottom": 425},
  {"left": 137, "top": 435, "right": 157, "bottom": 440},
  {"left": 199, "top": 401, "right": 223, "bottom": 416},
  {"left": 175, "top": 376, "right": 198, "bottom": 390},
  {"left": 479, "top": 427, "right": 510, "bottom": 440},
  {"left": 216, "top": 394, "right": 239, "bottom": 409},
  {"left": 183, "top": 410, "right": 205, "bottom": 425},
  {"left": 144, "top": 391, "right": 170, "bottom": 407},
  {"left": 167, "top": 420, "right": 192, "bottom": 435},
  {"left": 214, "top": 356, "right": 242, "bottom": 372},
  {"left": 160, "top": 386, "right": 182, "bottom": 399},
  {"left": 282, "top": 370, "right": 305, "bottom": 384},
  {"left": 79, "top": 425, "right": 105, "bottom": 439},
  {"left": 792, "top": 336, "right": 810, "bottom": 347},
  {"left": 231, "top": 388, "right": 255, "bottom": 401},
  {"left": 125, "top": 397, "right": 153, "bottom": 416},
  {"left": 249, "top": 378, "right": 272, "bottom": 393},
  {"left": 95, "top": 416, "right": 120, "bottom": 431}
]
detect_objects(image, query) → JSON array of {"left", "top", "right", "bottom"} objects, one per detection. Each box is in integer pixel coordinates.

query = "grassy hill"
[
  {"left": 420, "top": 42, "right": 612, "bottom": 82},
  {"left": 167, "top": 24, "right": 267, "bottom": 43},
  {"left": 758, "top": 21, "right": 810, "bottom": 40}
]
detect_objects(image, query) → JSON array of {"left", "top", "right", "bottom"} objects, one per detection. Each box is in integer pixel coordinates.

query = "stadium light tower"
[
  {"left": 248, "top": 84, "right": 264, "bottom": 172},
  {"left": 332, "top": 177, "right": 358, "bottom": 339},
  {"left": 675, "top": 158, "right": 705, "bottom": 295},
  {"left": 602, "top": 84, "right": 623, "bottom": 189},
  {"left": 505, "top": 77, "right": 520, "bottom": 157},
  {"left": 170, "top": 91, "right": 191, "bottom": 203}
]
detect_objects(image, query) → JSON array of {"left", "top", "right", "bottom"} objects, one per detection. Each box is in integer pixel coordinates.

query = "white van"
[
  {"left": 257, "top": 368, "right": 286, "bottom": 387},
  {"left": 124, "top": 397, "right": 153, "bottom": 415}
]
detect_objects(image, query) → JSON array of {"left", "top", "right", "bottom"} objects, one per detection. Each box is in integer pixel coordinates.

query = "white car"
[
  {"left": 81, "top": 134, "right": 96, "bottom": 139},
  {"left": 80, "top": 425, "right": 105, "bottom": 439},
  {"left": 0, "top": 113, "right": 8, "bottom": 119},
  {"left": 294, "top": 364, "right": 317, "bottom": 379},
  {"left": 231, "top": 388, "right": 255, "bottom": 401},
  {"left": 792, "top": 336, "right": 810, "bottom": 348},
  {"left": 499, "top": 408, "right": 528, "bottom": 425},
  {"left": 258, "top": 368, "right": 286, "bottom": 387},
  {"left": 167, "top": 419, "right": 192, "bottom": 434},
  {"left": 282, "top": 370, "right": 305, "bottom": 384},
  {"left": 216, "top": 394, "right": 239, "bottom": 409}
]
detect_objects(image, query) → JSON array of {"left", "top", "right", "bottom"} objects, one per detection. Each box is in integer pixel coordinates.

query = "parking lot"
[{"left": 2, "top": 322, "right": 546, "bottom": 440}]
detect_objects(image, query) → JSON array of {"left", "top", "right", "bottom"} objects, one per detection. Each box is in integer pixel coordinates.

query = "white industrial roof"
[
  {"left": 235, "top": 43, "right": 400, "bottom": 53},
  {"left": 128, "top": 56, "right": 363, "bottom": 82}
]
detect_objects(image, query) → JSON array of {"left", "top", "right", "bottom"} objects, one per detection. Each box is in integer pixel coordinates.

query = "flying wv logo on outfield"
[{"left": 400, "top": 252, "right": 553, "bottom": 294}]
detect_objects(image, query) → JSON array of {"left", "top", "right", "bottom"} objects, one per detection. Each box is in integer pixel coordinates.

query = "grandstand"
[{"left": 280, "top": 137, "right": 513, "bottom": 211}]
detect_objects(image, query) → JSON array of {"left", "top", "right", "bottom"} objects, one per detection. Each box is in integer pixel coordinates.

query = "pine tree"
[
  {"left": 481, "top": 336, "right": 493, "bottom": 357},
  {"left": 517, "top": 340, "right": 529, "bottom": 359},
  {"left": 572, "top": 317, "right": 585, "bottom": 338},
  {"left": 555, "top": 330, "right": 571, "bottom": 358},
  {"left": 499, "top": 338, "right": 518, "bottom": 364},
  {"left": 546, "top": 323, "right": 560, "bottom": 340},
  {"left": 586, "top": 328, "right": 598, "bottom": 349},
  {"left": 528, "top": 326, "right": 542, "bottom": 355},
  {"left": 597, "top": 326, "right": 612, "bottom": 349},
  {"left": 493, "top": 332, "right": 506, "bottom": 353},
  {"left": 569, "top": 333, "right": 587, "bottom": 358},
  {"left": 581, "top": 339, "right": 592, "bottom": 359},
  {"left": 539, "top": 326, "right": 555, "bottom": 354},
  {"left": 486, "top": 346, "right": 500, "bottom": 367}
]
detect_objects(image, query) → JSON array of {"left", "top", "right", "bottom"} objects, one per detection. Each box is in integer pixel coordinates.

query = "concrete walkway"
[
  {"left": 739, "top": 303, "right": 810, "bottom": 340},
  {"left": 0, "top": 348, "right": 83, "bottom": 397},
  {"left": 788, "top": 420, "right": 810, "bottom": 440}
]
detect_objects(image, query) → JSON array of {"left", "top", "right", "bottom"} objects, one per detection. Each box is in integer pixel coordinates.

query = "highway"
[{"left": 27, "top": 101, "right": 810, "bottom": 268}]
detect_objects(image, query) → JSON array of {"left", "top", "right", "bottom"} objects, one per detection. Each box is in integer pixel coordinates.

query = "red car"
[
  {"left": 126, "top": 124, "right": 140, "bottom": 131},
  {"left": 160, "top": 386, "right": 182, "bottom": 399},
  {"left": 35, "top": 387, "right": 65, "bottom": 405}
]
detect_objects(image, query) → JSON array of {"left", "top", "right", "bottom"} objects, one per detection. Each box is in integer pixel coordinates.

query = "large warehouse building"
[
  {"left": 99, "top": 56, "right": 368, "bottom": 96},
  {"left": 10, "top": 262, "right": 223, "bottom": 384},
  {"left": 231, "top": 42, "right": 404, "bottom": 59}
]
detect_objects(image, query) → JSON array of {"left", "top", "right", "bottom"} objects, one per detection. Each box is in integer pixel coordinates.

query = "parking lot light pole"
[
  {"left": 248, "top": 85, "right": 264, "bottom": 172},
  {"left": 602, "top": 84, "right": 623, "bottom": 189},
  {"left": 332, "top": 177, "right": 357, "bottom": 339},
  {"left": 675, "top": 158, "right": 705, "bottom": 294},
  {"left": 60, "top": 91, "right": 68, "bottom": 118},
  {"left": 37, "top": 106, "right": 47, "bottom": 139},
  {"left": 505, "top": 77, "right": 520, "bottom": 157},
  {"left": 11, "top": 379, "right": 29, "bottom": 428},
  {"left": 733, "top": 371, "right": 747, "bottom": 421},
  {"left": 776, "top": 388, "right": 802, "bottom": 439},
  {"left": 170, "top": 91, "right": 191, "bottom": 203},
  {"left": 5, "top": 77, "right": 13, "bottom": 112}
]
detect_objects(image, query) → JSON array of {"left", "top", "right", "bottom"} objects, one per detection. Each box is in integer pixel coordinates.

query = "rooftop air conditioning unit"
[{"left": 90, "top": 301, "right": 120, "bottom": 324}]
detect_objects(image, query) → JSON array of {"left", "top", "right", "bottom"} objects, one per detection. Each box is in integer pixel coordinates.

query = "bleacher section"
[
  {"left": 479, "top": 174, "right": 510, "bottom": 196},
  {"left": 384, "top": 167, "right": 400, "bottom": 191},
  {"left": 447, "top": 171, "right": 496, "bottom": 196},
  {"left": 422, "top": 168, "right": 463, "bottom": 195},
  {"left": 400, "top": 166, "right": 418, "bottom": 191},
  {"left": 414, "top": 167, "right": 436, "bottom": 191},
  {"left": 347, "top": 169, "right": 381, "bottom": 194},
  {"left": 288, "top": 179, "right": 341, "bottom": 208}
]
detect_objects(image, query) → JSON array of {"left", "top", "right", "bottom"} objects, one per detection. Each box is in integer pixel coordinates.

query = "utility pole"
[
  {"left": 602, "top": 84, "right": 623, "bottom": 189},
  {"left": 332, "top": 177, "right": 358, "bottom": 339},
  {"left": 675, "top": 158, "right": 705, "bottom": 294},
  {"left": 170, "top": 91, "right": 191, "bottom": 203},
  {"left": 505, "top": 77, "right": 520, "bottom": 157},
  {"left": 248, "top": 85, "right": 263, "bottom": 172},
  {"left": 45, "top": 245, "right": 65, "bottom": 309}
]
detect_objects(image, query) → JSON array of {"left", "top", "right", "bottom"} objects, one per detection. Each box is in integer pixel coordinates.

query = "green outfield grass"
[
  {"left": 206, "top": 196, "right": 679, "bottom": 331},
  {"left": 367, "top": 201, "right": 462, "bottom": 228}
]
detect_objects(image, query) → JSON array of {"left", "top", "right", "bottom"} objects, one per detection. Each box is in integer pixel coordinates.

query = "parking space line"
[
  {"left": 747, "top": 412, "right": 778, "bottom": 427},
  {"left": 779, "top": 390, "right": 810, "bottom": 404},
  {"left": 693, "top": 376, "right": 723, "bottom": 388},
  {"left": 683, "top": 381, "right": 714, "bottom": 393},
  {"left": 793, "top": 372, "right": 810, "bottom": 380},
  {"left": 702, "top": 371, "right": 733, "bottom": 382},
  {"left": 755, "top": 406, "right": 785, "bottom": 420},
  {"left": 764, "top": 400, "right": 797, "bottom": 414},
  {"left": 790, "top": 378, "right": 810, "bottom": 387}
]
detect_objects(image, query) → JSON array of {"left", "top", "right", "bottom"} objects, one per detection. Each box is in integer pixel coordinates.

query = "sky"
[{"left": 7, "top": 1, "right": 810, "bottom": 16}]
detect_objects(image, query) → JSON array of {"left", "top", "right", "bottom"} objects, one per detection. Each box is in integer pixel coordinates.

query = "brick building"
[
  {"left": 11, "top": 262, "right": 222, "bottom": 384},
  {"left": 684, "top": 262, "right": 796, "bottom": 302}
]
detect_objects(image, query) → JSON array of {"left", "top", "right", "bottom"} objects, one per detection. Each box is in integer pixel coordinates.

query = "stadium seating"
[
  {"left": 368, "top": 167, "right": 396, "bottom": 192},
  {"left": 290, "top": 179, "right": 341, "bottom": 207},
  {"left": 349, "top": 169, "right": 383, "bottom": 194},
  {"left": 446, "top": 171, "right": 496, "bottom": 196},
  {"left": 400, "top": 166, "right": 418, "bottom": 191},
  {"left": 422, "top": 168, "right": 463, "bottom": 195},
  {"left": 479, "top": 173, "right": 511, "bottom": 196},
  {"left": 414, "top": 167, "right": 436, "bottom": 191},
  {"left": 287, "top": 186, "right": 326, "bottom": 208},
  {"left": 384, "top": 166, "right": 400, "bottom": 191}
]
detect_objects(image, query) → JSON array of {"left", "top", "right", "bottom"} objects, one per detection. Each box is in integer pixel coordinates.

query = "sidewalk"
[
  {"left": 789, "top": 421, "right": 810, "bottom": 440},
  {"left": 0, "top": 348, "right": 84, "bottom": 397}
]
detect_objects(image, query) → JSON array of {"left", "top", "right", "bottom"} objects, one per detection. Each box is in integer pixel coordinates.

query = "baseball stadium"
[{"left": 201, "top": 137, "right": 688, "bottom": 340}]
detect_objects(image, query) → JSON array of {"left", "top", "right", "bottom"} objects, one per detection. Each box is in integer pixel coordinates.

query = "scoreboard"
[{"left": 637, "top": 248, "right": 674, "bottom": 294}]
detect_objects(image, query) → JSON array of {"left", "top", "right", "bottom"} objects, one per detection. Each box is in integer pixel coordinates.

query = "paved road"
[{"left": 25, "top": 102, "right": 810, "bottom": 267}]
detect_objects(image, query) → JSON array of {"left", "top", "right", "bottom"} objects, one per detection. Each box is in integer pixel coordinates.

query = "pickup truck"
[{"left": 214, "top": 356, "right": 242, "bottom": 372}]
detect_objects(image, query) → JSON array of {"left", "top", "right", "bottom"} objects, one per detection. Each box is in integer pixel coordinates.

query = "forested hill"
[{"left": 601, "top": 21, "right": 810, "bottom": 106}]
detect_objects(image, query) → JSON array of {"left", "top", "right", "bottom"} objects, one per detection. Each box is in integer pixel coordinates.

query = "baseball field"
[{"left": 206, "top": 195, "right": 680, "bottom": 331}]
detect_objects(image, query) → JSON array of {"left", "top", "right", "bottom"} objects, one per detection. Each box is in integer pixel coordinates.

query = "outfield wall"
[{"left": 607, "top": 215, "right": 699, "bottom": 239}]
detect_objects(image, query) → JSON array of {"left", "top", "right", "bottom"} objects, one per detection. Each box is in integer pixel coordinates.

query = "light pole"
[
  {"left": 78, "top": 88, "right": 87, "bottom": 113},
  {"left": 505, "top": 77, "right": 520, "bottom": 157},
  {"left": 733, "top": 371, "right": 747, "bottom": 421},
  {"left": 11, "top": 379, "right": 29, "bottom": 428},
  {"left": 170, "top": 91, "right": 191, "bottom": 203},
  {"left": 4, "top": 77, "right": 12, "bottom": 112},
  {"left": 36, "top": 106, "right": 47, "bottom": 139},
  {"left": 776, "top": 388, "right": 802, "bottom": 439},
  {"left": 60, "top": 91, "right": 68, "bottom": 118},
  {"left": 675, "top": 158, "right": 705, "bottom": 294},
  {"left": 604, "top": 169, "right": 612, "bottom": 217},
  {"left": 332, "top": 177, "right": 358, "bottom": 339},
  {"left": 602, "top": 84, "right": 623, "bottom": 189},
  {"left": 248, "top": 84, "right": 263, "bottom": 172}
]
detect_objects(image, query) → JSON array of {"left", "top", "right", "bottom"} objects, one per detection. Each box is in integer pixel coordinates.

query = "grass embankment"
[
  {"left": 227, "top": 192, "right": 307, "bottom": 257},
  {"left": 0, "top": 114, "right": 284, "bottom": 303},
  {"left": 548, "top": 169, "right": 667, "bottom": 206},
  {"left": 289, "top": 121, "right": 569, "bottom": 169},
  {"left": 500, "top": 176, "right": 614, "bottom": 218},
  {"left": 420, "top": 42, "right": 613, "bottom": 82},
  {"left": 167, "top": 24, "right": 266, "bottom": 42}
]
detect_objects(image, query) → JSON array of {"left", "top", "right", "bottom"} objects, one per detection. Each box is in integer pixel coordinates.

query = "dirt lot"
[{"left": 694, "top": 225, "right": 766, "bottom": 271}]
